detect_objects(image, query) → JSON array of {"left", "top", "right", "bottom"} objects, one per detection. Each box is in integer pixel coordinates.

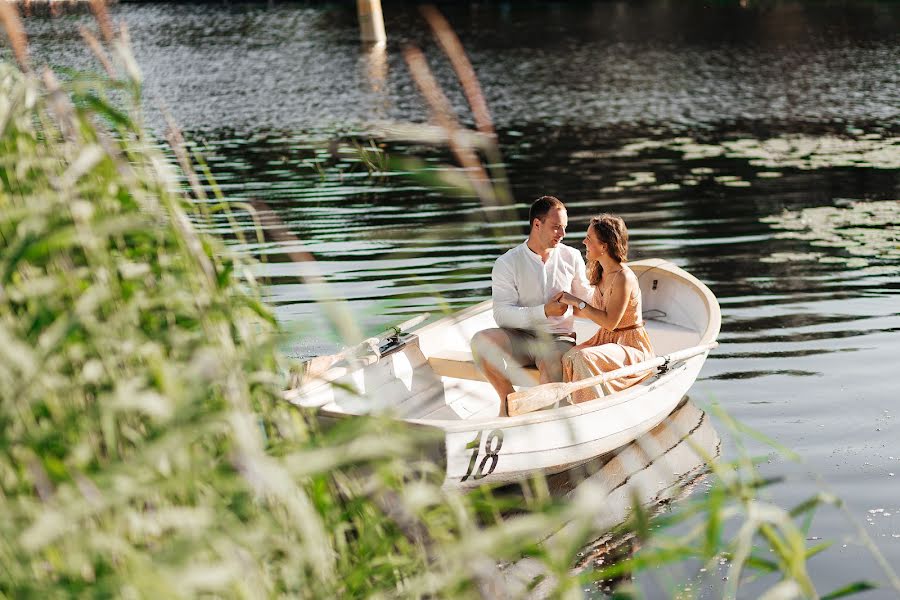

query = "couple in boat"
[{"left": 471, "top": 196, "right": 655, "bottom": 417}]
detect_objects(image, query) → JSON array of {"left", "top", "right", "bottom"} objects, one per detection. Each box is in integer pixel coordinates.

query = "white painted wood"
[{"left": 287, "top": 259, "right": 721, "bottom": 489}]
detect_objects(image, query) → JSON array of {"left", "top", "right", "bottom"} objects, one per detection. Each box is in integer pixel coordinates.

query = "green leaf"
[
  {"left": 821, "top": 581, "right": 879, "bottom": 600},
  {"left": 745, "top": 554, "right": 779, "bottom": 573},
  {"left": 704, "top": 486, "right": 724, "bottom": 558},
  {"left": 630, "top": 490, "right": 650, "bottom": 541},
  {"left": 748, "top": 476, "right": 785, "bottom": 489},
  {"left": 805, "top": 541, "right": 832, "bottom": 559},
  {"left": 731, "top": 420, "right": 802, "bottom": 462},
  {"left": 80, "top": 95, "right": 132, "bottom": 130},
  {"left": 790, "top": 492, "right": 839, "bottom": 536}
]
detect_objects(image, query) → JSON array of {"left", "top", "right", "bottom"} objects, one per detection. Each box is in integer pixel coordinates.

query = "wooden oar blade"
[
  {"left": 303, "top": 354, "right": 339, "bottom": 380},
  {"left": 508, "top": 382, "right": 571, "bottom": 416}
]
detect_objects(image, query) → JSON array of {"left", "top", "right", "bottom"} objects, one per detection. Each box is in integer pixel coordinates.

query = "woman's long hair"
[{"left": 586, "top": 214, "right": 629, "bottom": 286}]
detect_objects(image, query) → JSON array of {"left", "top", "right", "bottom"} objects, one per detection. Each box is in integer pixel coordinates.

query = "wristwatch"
[{"left": 577, "top": 300, "right": 587, "bottom": 310}]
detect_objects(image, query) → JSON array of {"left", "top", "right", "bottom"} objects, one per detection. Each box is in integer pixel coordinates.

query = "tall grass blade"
[{"left": 821, "top": 581, "right": 879, "bottom": 600}]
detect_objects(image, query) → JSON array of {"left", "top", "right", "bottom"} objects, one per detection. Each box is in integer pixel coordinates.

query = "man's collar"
[{"left": 524, "top": 239, "right": 554, "bottom": 261}]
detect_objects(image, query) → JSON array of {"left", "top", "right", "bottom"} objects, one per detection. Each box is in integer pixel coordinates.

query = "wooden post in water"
[{"left": 357, "top": 0, "right": 386, "bottom": 45}]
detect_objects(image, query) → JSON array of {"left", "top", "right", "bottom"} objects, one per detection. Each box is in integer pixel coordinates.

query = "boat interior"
[{"left": 296, "top": 261, "right": 718, "bottom": 423}]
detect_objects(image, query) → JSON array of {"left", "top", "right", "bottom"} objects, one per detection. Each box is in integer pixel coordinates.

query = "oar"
[
  {"left": 507, "top": 342, "right": 718, "bottom": 417},
  {"left": 296, "top": 313, "right": 430, "bottom": 382}
]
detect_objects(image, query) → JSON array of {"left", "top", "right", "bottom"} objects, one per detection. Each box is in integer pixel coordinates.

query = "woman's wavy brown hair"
[{"left": 586, "top": 214, "right": 629, "bottom": 286}]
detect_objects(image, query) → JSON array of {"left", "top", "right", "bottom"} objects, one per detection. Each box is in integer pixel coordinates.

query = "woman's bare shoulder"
[{"left": 621, "top": 266, "right": 640, "bottom": 289}]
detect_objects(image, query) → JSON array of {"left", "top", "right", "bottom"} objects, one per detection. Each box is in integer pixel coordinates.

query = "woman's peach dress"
[{"left": 562, "top": 267, "right": 655, "bottom": 403}]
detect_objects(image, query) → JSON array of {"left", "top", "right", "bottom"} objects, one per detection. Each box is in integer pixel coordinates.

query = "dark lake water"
[{"left": 14, "top": 0, "right": 900, "bottom": 596}]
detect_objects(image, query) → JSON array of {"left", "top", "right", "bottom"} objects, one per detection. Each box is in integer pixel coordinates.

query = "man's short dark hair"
[{"left": 529, "top": 196, "right": 565, "bottom": 230}]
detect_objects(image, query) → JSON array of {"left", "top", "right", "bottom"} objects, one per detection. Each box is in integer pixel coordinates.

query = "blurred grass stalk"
[{"left": 1, "top": 1, "right": 897, "bottom": 598}]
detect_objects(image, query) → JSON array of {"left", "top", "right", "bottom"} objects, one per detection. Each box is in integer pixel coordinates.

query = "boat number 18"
[{"left": 461, "top": 429, "right": 504, "bottom": 481}]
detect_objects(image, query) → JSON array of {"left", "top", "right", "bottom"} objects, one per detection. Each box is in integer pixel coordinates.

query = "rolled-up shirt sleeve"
[{"left": 492, "top": 258, "right": 547, "bottom": 329}]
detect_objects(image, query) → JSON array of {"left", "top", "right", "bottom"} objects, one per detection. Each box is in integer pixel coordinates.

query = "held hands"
[
  {"left": 543, "top": 294, "right": 568, "bottom": 318},
  {"left": 544, "top": 291, "right": 586, "bottom": 318},
  {"left": 553, "top": 291, "right": 588, "bottom": 316},
  {"left": 555, "top": 291, "right": 582, "bottom": 307}
]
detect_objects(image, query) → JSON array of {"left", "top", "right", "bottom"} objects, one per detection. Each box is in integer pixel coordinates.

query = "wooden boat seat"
[{"left": 427, "top": 350, "right": 541, "bottom": 385}]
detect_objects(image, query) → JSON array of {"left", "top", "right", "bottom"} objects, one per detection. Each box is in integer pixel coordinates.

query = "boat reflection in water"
[{"left": 503, "top": 399, "right": 720, "bottom": 596}]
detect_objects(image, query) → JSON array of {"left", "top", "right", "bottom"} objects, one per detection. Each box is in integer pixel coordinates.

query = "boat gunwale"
[
  {"left": 410, "top": 360, "right": 694, "bottom": 433},
  {"left": 630, "top": 258, "right": 721, "bottom": 346}
]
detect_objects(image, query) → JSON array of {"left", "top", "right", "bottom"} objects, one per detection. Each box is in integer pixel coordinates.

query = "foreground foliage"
[{"left": 0, "top": 22, "right": 568, "bottom": 598}]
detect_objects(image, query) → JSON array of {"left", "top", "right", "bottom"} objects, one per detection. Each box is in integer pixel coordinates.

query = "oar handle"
[{"left": 508, "top": 341, "right": 717, "bottom": 416}]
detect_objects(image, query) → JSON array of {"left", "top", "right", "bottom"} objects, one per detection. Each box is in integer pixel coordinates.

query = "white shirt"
[{"left": 492, "top": 241, "right": 593, "bottom": 334}]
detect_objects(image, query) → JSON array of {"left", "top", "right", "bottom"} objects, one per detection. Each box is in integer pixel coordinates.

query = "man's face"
[{"left": 536, "top": 208, "right": 567, "bottom": 249}]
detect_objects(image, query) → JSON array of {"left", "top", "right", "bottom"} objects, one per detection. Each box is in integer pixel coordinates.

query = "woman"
[{"left": 554, "top": 214, "right": 655, "bottom": 403}]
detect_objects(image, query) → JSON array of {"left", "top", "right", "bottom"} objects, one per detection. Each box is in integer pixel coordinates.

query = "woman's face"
[{"left": 583, "top": 225, "right": 605, "bottom": 261}]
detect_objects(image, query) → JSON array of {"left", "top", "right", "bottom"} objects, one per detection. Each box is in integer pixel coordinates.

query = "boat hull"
[{"left": 436, "top": 357, "right": 706, "bottom": 488}]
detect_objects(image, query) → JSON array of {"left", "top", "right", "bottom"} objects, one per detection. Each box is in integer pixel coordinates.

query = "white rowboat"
[{"left": 288, "top": 259, "right": 721, "bottom": 489}]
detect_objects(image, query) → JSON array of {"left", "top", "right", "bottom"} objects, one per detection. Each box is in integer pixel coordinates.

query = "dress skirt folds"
[{"left": 562, "top": 268, "right": 655, "bottom": 403}]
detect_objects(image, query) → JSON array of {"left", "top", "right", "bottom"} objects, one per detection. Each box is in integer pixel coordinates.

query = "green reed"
[
  {"left": 1, "top": 3, "right": 895, "bottom": 598},
  {"left": 0, "top": 6, "right": 576, "bottom": 597},
  {"left": 0, "top": 55, "right": 477, "bottom": 597}
]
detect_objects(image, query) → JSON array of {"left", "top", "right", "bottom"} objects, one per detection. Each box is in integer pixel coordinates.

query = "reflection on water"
[
  {"left": 13, "top": 1, "right": 900, "bottom": 134},
  {"left": 363, "top": 44, "right": 390, "bottom": 119},
  {"left": 16, "top": 0, "right": 900, "bottom": 594},
  {"left": 503, "top": 400, "right": 720, "bottom": 596},
  {"left": 550, "top": 400, "right": 719, "bottom": 515}
]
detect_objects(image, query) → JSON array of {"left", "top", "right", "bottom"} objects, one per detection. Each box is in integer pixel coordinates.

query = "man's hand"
[
  {"left": 544, "top": 293, "right": 569, "bottom": 317},
  {"left": 556, "top": 291, "right": 582, "bottom": 307}
]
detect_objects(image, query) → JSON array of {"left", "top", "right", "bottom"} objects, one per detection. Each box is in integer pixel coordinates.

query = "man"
[{"left": 471, "top": 196, "right": 593, "bottom": 416}]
